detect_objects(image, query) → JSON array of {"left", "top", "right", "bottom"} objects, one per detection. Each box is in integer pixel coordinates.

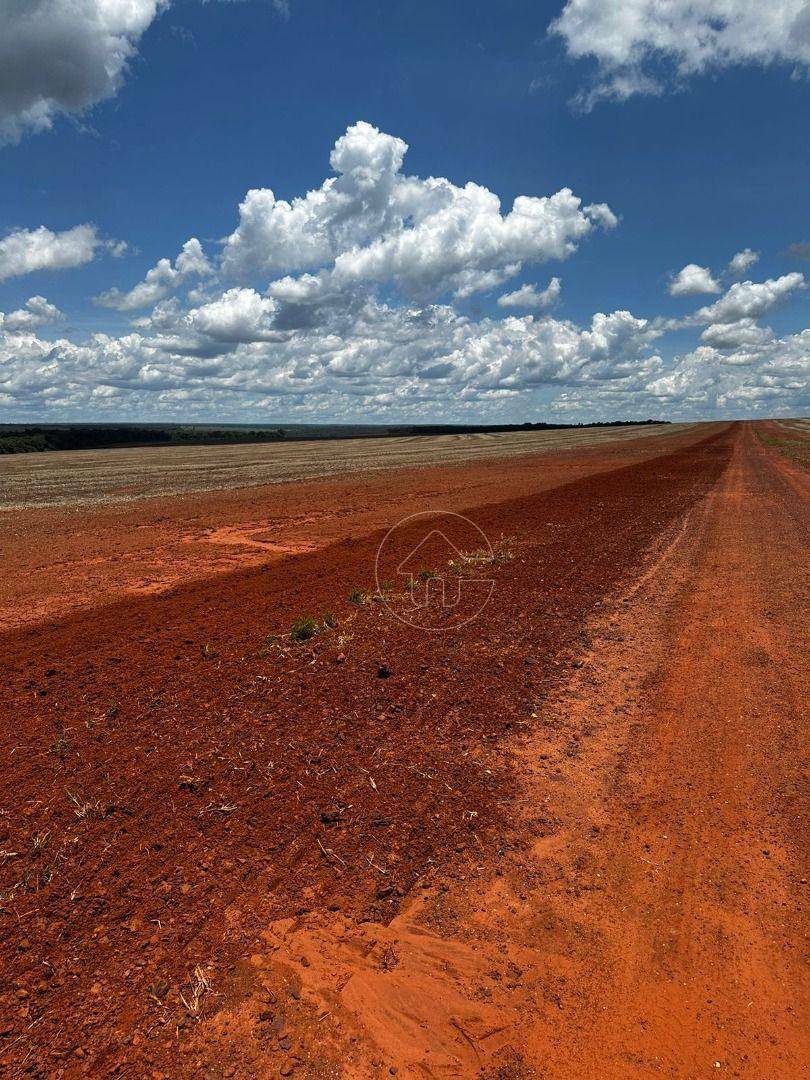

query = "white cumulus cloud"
[
  {"left": 695, "top": 273, "right": 805, "bottom": 324},
  {"left": 0, "top": 296, "right": 64, "bottom": 332},
  {"left": 0, "top": 0, "right": 166, "bottom": 143},
  {"left": 668, "top": 264, "right": 721, "bottom": 296},
  {"left": 700, "top": 318, "right": 774, "bottom": 353},
  {"left": 0, "top": 0, "right": 291, "bottom": 144},
  {"left": 1, "top": 121, "right": 806, "bottom": 425},
  {"left": 222, "top": 121, "right": 616, "bottom": 303},
  {"left": 186, "top": 288, "right": 281, "bottom": 344},
  {"left": 728, "top": 248, "right": 760, "bottom": 276},
  {"left": 0, "top": 224, "right": 114, "bottom": 282},
  {"left": 551, "top": 0, "right": 810, "bottom": 108},
  {"left": 498, "top": 278, "right": 562, "bottom": 310},
  {"left": 94, "top": 238, "right": 212, "bottom": 311}
]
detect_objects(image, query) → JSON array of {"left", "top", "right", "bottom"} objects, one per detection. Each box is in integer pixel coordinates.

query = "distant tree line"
[
  {"left": 0, "top": 419, "right": 666, "bottom": 455},
  {"left": 394, "top": 420, "right": 666, "bottom": 437},
  {"left": 0, "top": 426, "right": 286, "bottom": 454}
]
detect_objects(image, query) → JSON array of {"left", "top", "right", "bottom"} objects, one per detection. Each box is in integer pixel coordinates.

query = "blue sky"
[{"left": 0, "top": 0, "right": 808, "bottom": 423}]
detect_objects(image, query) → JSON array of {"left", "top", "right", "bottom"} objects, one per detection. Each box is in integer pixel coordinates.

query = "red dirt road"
[{"left": 0, "top": 422, "right": 806, "bottom": 1077}]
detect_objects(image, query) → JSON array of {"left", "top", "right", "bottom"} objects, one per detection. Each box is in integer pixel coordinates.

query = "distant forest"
[{"left": 0, "top": 419, "right": 666, "bottom": 455}]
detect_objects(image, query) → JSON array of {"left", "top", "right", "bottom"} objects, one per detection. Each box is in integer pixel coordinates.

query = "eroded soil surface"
[{"left": 0, "top": 421, "right": 806, "bottom": 1078}]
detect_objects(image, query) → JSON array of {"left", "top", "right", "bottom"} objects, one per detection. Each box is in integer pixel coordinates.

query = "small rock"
[{"left": 377, "top": 665, "right": 391, "bottom": 679}]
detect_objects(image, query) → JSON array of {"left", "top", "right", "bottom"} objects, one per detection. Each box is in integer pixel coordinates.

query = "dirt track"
[{"left": 0, "top": 421, "right": 806, "bottom": 1077}]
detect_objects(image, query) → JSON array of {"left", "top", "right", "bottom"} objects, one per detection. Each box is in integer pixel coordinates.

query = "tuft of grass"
[
  {"left": 448, "top": 535, "right": 515, "bottom": 574},
  {"left": 50, "top": 730, "right": 71, "bottom": 761},
  {"left": 322, "top": 611, "right": 337, "bottom": 629},
  {"left": 373, "top": 579, "right": 394, "bottom": 602},
  {"left": 348, "top": 589, "right": 368, "bottom": 605},
  {"left": 32, "top": 830, "right": 51, "bottom": 852},
  {"left": 290, "top": 616, "right": 318, "bottom": 643},
  {"left": 417, "top": 568, "right": 436, "bottom": 582},
  {"left": 67, "top": 790, "right": 102, "bottom": 820}
]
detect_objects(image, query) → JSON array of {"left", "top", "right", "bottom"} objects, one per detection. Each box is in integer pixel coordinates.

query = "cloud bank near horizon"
[{"left": 0, "top": 122, "right": 807, "bottom": 424}]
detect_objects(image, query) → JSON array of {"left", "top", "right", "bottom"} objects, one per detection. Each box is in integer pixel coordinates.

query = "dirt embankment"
[{"left": 0, "top": 422, "right": 806, "bottom": 1078}]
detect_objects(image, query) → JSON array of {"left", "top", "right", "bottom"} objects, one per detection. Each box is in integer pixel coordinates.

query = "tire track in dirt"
[{"left": 524, "top": 422, "right": 809, "bottom": 1078}]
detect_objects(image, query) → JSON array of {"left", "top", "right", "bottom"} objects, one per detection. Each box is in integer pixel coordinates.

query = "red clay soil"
[
  {"left": 0, "top": 424, "right": 717, "bottom": 632},
  {"left": 0, "top": 423, "right": 806, "bottom": 1078}
]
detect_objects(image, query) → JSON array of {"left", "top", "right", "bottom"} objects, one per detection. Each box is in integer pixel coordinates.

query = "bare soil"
[{"left": 0, "top": 421, "right": 806, "bottom": 1078}]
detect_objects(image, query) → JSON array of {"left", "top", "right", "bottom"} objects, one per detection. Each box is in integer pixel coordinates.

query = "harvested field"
[
  {"left": 0, "top": 420, "right": 806, "bottom": 1078},
  {"left": 0, "top": 423, "right": 686, "bottom": 509}
]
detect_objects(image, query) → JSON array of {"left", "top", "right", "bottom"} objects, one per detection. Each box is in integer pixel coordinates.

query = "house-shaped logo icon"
[
  {"left": 396, "top": 529, "right": 491, "bottom": 610},
  {"left": 375, "top": 510, "right": 496, "bottom": 631}
]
